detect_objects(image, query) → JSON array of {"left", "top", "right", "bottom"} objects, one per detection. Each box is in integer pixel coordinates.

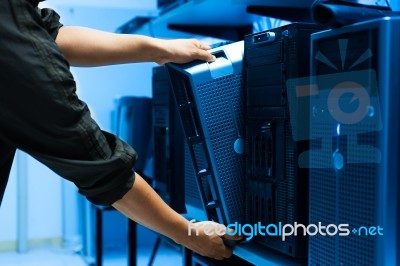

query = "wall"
[
  {"left": 27, "top": 158, "right": 63, "bottom": 244},
  {"left": 0, "top": 152, "right": 63, "bottom": 251},
  {"left": 0, "top": 159, "right": 18, "bottom": 249}
]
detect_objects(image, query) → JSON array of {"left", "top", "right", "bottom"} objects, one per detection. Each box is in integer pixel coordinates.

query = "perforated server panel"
[
  {"left": 308, "top": 17, "right": 400, "bottom": 266},
  {"left": 244, "top": 23, "right": 322, "bottom": 258},
  {"left": 167, "top": 41, "right": 245, "bottom": 224}
]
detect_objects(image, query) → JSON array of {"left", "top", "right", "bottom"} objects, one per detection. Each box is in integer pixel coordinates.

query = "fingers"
[
  {"left": 197, "top": 50, "right": 216, "bottom": 62},
  {"left": 196, "top": 40, "right": 212, "bottom": 50},
  {"left": 161, "top": 38, "right": 215, "bottom": 64},
  {"left": 184, "top": 220, "right": 239, "bottom": 260},
  {"left": 223, "top": 228, "right": 243, "bottom": 241},
  {"left": 221, "top": 244, "right": 233, "bottom": 258},
  {"left": 210, "top": 237, "right": 233, "bottom": 260},
  {"left": 192, "top": 39, "right": 216, "bottom": 62}
]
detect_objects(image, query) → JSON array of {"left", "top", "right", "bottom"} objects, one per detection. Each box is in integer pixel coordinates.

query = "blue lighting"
[
  {"left": 332, "top": 149, "right": 344, "bottom": 171},
  {"left": 368, "top": 106, "right": 375, "bottom": 118}
]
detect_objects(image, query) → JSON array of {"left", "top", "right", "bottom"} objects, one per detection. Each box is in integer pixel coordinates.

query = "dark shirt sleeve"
[{"left": 39, "top": 8, "right": 63, "bottom": 40}]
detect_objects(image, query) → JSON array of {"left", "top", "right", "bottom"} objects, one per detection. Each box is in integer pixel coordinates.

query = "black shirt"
[
  {"left": 28, "top": 0, "right": 63, "bottom": 40},
  {"left": 27, "top": 0, "right": 44, "bottom": 7},
  {"left": 0, "top": 0, "right": 137, "bottom": 206}
]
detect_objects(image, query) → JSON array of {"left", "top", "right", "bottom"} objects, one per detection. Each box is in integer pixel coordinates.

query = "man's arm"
[
  {"left": 56, "top": 26, "right": 236, "bottom": 259},
  {"left": 55, "top": 26, "right": 215, "bottom": 66},
  {"left": 113, "top": 173, "right": 239, "bottom": 260}
]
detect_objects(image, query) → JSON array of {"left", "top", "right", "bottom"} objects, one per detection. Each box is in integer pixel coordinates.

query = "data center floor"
[{"left": 0, "top": 242, "right": 182, "bottom": 266}]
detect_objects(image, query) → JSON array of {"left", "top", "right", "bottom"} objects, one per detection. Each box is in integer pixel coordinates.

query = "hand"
[
  {"left": 174, "top": 220, "right": 242, "bottom": 260},
  {"left": 112, "top": 174, "right": 241, "bottom": 260},
  {"left": 156, "top": 38, "right": 216, "bottom": 65}
]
